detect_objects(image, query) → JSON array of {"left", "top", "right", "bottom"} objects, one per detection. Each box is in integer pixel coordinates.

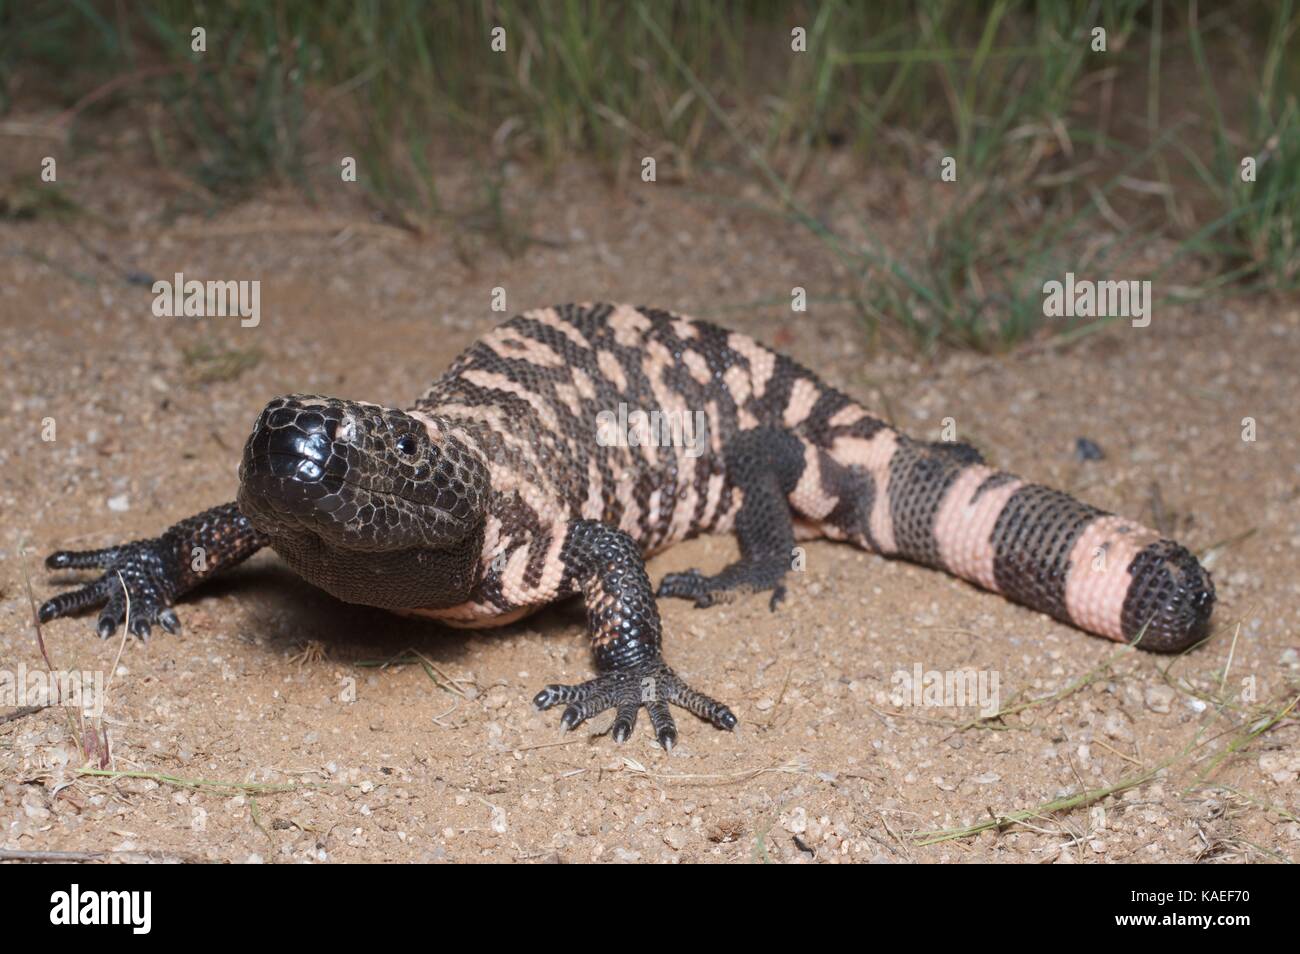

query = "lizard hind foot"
[
  {"left": 533, "top": 658, "right": 737, "bottom": 749},
  {"left": 657, "top": 559, "right": 789, "bottom": 611},
  {"left": 657, "top": 427, "right": 801, "bottom": 613}
]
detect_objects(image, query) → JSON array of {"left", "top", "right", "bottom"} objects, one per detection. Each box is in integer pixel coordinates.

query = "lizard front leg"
[
  {"left": 532, "top": 520, "right": 737, "bottom": 749},
  {"left": 40, "top": 502, "right": 267, "bottom": 638}
]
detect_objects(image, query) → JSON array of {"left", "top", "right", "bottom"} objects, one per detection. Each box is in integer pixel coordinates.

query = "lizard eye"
[{"left": 397, "top": 435, "right": 419, "bottom": 457}]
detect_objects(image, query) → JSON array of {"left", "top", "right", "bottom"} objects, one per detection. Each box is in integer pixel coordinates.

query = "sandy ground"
[{"left": 2, "top": 130, "right": 1298, "bottom": 864}]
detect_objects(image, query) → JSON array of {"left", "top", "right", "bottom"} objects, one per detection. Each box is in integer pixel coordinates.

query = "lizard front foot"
[
  {"left": 40, "top": 541, "right": 182, "bottom": 639},
  {"left": 533, "top": 658, "right": 737, "bottom": 749}
]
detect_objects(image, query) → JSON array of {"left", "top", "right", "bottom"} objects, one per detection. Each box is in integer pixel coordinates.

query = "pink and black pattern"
[{"left": 39, "top": 303, "right": 1215, "bottom": 745}]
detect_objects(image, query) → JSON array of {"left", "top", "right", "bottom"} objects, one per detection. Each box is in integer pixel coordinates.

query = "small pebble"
[
  {"left": 1144, "top": 686, "right": 1175, "bottom": 713},
  {"left": 663, "top": 828, "right": 689, "bottom": 850},
  {"left": 1103, "top": 712, "right": 1134, "bottom": 740},
  {"left": 1074, "top": 437, "right": 1105, "bottom": 461}
]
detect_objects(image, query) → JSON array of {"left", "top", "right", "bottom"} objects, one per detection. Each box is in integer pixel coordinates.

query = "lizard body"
[{"left": 40, "top": 303, "right": 1216, "bottom": 746}]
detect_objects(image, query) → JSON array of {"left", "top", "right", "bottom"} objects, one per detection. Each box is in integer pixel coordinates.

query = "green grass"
[
  {"left": 181, "top": 338, "right": 264, "bottom": 384},
  {"left": 2, "top": 0, "right": 1297, "bottom": 349},
  {"left": 1184, "top": 0, "right": 1300, "bottom": 286}
]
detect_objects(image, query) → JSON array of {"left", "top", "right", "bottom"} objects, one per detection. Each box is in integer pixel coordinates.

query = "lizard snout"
[
  {"left": 265, "top": 421, "right": 330, "bottom": 480},
  {"left": 245, "top": 402, "right": 348, "bottom": 488}
]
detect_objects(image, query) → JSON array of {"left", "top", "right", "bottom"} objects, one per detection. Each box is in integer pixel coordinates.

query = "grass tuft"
[{"left": 2, "top": 1, "right": 1296, "bottom": 348}]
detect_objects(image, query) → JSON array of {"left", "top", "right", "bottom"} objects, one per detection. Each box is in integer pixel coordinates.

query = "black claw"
[
  {"left": 657, "top": 727, "right": 677, "bottom": 750},
  {"left": 768, "top": 585, "right": 787, "bottom": 611},
  {"left": 158, "top": 609, "right": 181, "bottom": 634},
  {"left": 129, "top": 616, "right": 151, "bottom": 638},
  {"left": 612, "top": 721, "right": 632, "bottom": 742},
  {"left": 96, "top": 617, "right": 116, "bottom": 639},
  {"left": 534, "top": 687, "right": 566, "bottom": 711},
  {"left": 715, "top": 709, "right": 738, "bottom": 731},
  {"left": 38, "top": 601, "right": 57, "bottom": 624},
  {"left": 560, "top": 706, "right": 582, "bottom": 730}
]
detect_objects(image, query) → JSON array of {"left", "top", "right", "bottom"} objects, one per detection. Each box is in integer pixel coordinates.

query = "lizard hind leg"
[{"left": 658, "top": 427, "right": 805, "bottom": 611}]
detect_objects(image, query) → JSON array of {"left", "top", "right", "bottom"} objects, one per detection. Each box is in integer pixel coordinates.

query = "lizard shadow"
[{"left": 204, "top": 557, "right": 588, "bottom": 670}]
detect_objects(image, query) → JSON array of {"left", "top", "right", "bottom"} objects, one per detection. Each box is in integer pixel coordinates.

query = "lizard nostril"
[{"left": 331, "top": 416, "right": 357, "bottom": 444}]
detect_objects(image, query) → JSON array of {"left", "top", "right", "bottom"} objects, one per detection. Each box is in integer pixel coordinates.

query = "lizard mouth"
[
  {"left": 238, "top": 452, "right": 429, "bottom": 552},
  {"left": 245, "top": 451, "right": 342, "bottom": 492},
  {"left": 238, "top": 456, "right": 474, "bottom": 554}
]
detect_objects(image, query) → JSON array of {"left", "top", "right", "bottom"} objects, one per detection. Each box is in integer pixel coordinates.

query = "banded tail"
[{"left": 809, "top": 417, "right": 1215, "bottom": 652}]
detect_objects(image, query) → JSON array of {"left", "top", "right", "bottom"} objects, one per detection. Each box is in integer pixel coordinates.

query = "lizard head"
[{"left": 236, "top": 395, "right": 488, "bottom": 556}]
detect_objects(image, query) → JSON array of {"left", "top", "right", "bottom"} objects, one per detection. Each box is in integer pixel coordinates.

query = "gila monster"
[{"left": 40, "top": 303, "right": 1216, "bottom": 747}]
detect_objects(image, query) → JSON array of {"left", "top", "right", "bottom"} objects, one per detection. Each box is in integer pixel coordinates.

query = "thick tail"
[{"left": 808, "top": 419, "right": 1215, "bottom": 652}]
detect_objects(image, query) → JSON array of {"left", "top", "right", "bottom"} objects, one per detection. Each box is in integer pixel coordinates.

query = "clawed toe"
[
  {"left": 533, "top": 658, "right": 735, "bottom": 747},
  {"left": 658, "top": 560, "right": 789, "bottom": 611},
  {"left": 656, "top": 569, "right": 712, "bottom": 606},
  {"left": 40, "top": 540, "right": 181, "bottom": 640},
  {"left": 657, "top": 570, "right": 723, "bottom": 608}
]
